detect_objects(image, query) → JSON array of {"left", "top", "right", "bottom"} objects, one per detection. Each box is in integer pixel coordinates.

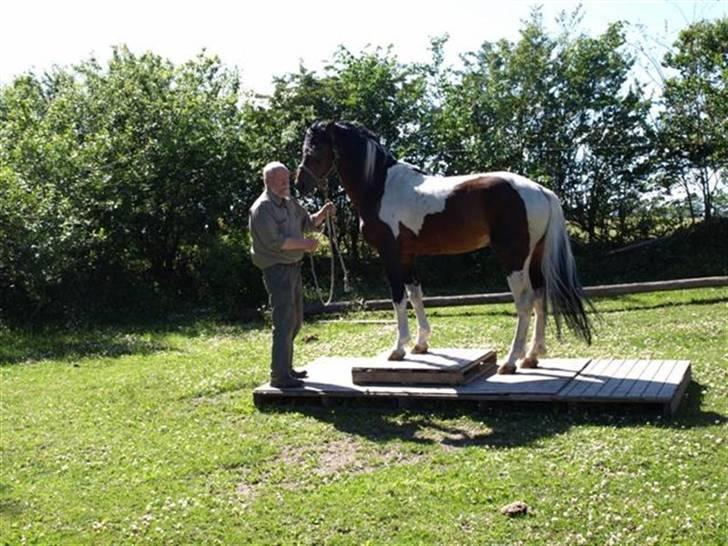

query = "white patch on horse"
[
  {"left": 378, "top": 163, "right": 472, "bottom": 239},
  {"left": 489, "top": 171, "right": 551, "bottom": 252}
]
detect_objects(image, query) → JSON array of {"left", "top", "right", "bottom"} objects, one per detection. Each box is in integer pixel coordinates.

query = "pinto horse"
[{"left": 295, "top": 121, "right": 593, "bottom": 374}]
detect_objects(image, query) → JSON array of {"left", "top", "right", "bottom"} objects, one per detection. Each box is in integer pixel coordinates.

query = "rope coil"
[{"left": 308, "top": 185, "right": 351, "bottom": 306}]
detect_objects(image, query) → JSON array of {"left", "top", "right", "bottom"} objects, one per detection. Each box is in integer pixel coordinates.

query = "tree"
[
  {"left": 435, "top": 8, "right": 652, "bottom": 242},
  {"left": 0, "top": 47, "right": 255, "bottom": 318},
  {"left": 656, "top": 17, "right": 727, "bottom": 222}
]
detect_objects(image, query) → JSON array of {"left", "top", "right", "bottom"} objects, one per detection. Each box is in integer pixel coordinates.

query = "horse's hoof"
[
  {"left": 520, "top": 357, "right": 539, "bottom": 369},
  {"left": 411, "top": 343, "right": 429, "bottom": 354},
  {"left": 497, "top": 364, "right": 517, "bottom": 375},
  {"left": 388, "top": 349, "right": 406, "bottom": 361}
]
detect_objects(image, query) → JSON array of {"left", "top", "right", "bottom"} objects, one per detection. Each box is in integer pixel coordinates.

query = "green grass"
[{"left": 1, "top": 288, "right": 727, "bottom": 545}]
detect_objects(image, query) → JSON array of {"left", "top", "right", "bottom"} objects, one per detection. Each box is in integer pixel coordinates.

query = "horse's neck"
[
  {"left": 336, "top": 165, "right": 367, "bottom": 215},
  {"left": 333, "top": 133, "right": 394, "bottom": 219}
]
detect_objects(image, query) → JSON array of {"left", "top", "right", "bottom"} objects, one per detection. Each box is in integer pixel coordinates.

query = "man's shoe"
[
  {"left": 290, "top": 368, "right": 308, "bottom": 379},
  {"left": 270, "top": 377, "right": 304, "bottom": 389}
]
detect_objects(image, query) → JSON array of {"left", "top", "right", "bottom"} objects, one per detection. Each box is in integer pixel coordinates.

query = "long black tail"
[{"left": 541, "top": 191, "right": 594, "bottom": 343}]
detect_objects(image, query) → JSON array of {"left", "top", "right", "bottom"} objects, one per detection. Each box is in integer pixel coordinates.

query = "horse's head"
[{"left": 295, "top": 121, "right": 336, "bottom": 196}]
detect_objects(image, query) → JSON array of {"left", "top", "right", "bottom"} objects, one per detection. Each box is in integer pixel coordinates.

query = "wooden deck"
[{"left": 253, "top": 350, "right": 691, "bottom": 415}]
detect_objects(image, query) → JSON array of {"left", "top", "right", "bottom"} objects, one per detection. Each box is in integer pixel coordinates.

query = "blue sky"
[{"left": 2, "top": 0, "right": 725, "bottom": 92}]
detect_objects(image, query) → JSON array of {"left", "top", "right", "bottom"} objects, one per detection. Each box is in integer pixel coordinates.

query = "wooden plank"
[
  {"left": 610, "top": 359, "right": 653, "bottom": 399},
  {"left": 305, "top": 276, "right": 728, "bottom": 315},
  {"left": 640, "top": 360, "right": 678, "bottom": 400},
  {"left": 668, "top": 363, "right": 692, "bottom": 416},
  {"left": 656, "top": 361, "right": 692, "bottom": 399},
  {"left": 624, "top": 359, "right": 664, "bottom": 398},
  {"left": 592, "top": 359, "right": 639, "bottom": 398},
  {"left": 562, "top": 358, "right": 616, "bottom": 398}
]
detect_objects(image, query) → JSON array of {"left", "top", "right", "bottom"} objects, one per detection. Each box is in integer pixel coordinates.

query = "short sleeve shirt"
[{"left": 248, "top": 189, "right": 317, "bottom": 269}]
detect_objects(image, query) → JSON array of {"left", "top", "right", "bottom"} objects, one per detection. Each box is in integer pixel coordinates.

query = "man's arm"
[
  {"left": 281, "top": 238, "right": 318, "bottom": 251},
  {"left": 311, "top": 202, "right": 337, "bottom": 229}
]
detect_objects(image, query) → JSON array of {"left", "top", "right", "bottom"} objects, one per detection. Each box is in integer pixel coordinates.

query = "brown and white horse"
[{"left": 296, "top": 121, "right": 593, "bottom": 374}]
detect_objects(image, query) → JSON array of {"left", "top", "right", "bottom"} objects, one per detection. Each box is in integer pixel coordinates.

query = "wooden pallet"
[
  {"left": 253, "top": 352, "right": 691, "bottom": 416},
  {"left": 351, "top": 348, "right": 497, "bottom": 386}
]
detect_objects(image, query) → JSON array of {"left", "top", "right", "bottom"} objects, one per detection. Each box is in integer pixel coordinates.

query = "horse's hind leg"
[
  {"left": 521, "top": 288, "right": 546, "bottom": 369},
  {"left": 521, "top": 239, "right": 546, "bottom": 368},
  {"left": 499, "top": 269, "right": 534, "bottom": 374}
]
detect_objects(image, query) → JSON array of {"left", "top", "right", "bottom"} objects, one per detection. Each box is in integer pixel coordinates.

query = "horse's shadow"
[{"left": 262, "top": 379, "right": 724, "bottom": 450}]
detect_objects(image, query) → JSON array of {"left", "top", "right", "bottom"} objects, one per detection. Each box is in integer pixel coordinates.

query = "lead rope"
[{"left": 308, "top": 185, "right": 351, "bottom": 306}]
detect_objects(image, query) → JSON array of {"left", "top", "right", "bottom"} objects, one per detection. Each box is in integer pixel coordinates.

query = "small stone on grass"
[{"left": 501, "top": 500, "right": 529, "bottom": 517}]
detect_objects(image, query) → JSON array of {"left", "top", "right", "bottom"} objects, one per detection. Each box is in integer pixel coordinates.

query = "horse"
[{"left": 295, "top": 120, "right": 593, "bottom": 374}]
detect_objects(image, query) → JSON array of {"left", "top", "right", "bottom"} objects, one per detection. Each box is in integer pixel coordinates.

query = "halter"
[{"left": 297, "top": 142, "right": 339, "bottom": 193}]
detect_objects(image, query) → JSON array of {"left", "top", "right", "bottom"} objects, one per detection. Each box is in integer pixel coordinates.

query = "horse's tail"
[{"left": 541, "top": 190, "right": 594, "bottom": 344}]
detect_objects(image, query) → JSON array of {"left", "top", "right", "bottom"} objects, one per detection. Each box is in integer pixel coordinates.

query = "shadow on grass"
[
  {"left": 0, "top": 316, "right": 265, "bottom": 366},
  {"left": 0, "top": 483, "right": 26, "bottom": 516},
  {"left": 260, "top": 379, "right": 724, "bottom": 450}
]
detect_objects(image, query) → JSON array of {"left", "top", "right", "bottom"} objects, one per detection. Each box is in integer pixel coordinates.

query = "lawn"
[{"left": 1, "top": 287, "right": 726, "bottom": 545}]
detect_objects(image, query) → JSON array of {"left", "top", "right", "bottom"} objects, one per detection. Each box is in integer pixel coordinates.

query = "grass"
[{"left": 1, "top": 287, "right": 726, "bottom": 545}]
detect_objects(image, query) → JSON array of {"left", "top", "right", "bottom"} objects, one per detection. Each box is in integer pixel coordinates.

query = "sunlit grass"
[{"left": 1, "top": 288, "right": 726, "bottom": 545}]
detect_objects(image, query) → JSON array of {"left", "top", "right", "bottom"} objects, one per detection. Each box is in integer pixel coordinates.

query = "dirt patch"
[
  {"left": 317, "top": 437, "right": 362, "bottom": 475},
  {"left": 412, "top": 421, "right": 494, "bottom": 451},
  {"left": 235, "top": 436, "right": 429, "bottom": 501}
]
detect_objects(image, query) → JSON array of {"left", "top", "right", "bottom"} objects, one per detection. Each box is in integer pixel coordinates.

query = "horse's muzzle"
[{"left": 295, "top": 164, "right": 318, "bottom": 195}]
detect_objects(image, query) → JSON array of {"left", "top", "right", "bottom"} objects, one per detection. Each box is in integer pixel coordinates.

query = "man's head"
[{"left": 263, "top": 161, "right": 290, "bottom": 199}]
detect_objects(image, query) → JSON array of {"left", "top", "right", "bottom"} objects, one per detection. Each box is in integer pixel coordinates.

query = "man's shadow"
[{"left": 261, "top": 379, "right": 724, "bottom": 450}]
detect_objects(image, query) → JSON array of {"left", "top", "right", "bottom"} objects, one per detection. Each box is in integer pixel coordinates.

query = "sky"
[{"left": 2, "top": 0, "right": 725, "bottom": 93}]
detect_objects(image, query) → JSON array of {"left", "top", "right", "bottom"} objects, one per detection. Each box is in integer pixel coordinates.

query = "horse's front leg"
[{"left": 384, "top": 260, "right": 409, "bottom": 361}]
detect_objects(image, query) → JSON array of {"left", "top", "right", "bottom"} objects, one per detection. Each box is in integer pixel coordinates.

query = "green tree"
[
  {"left": 435, "top": 8, "right": 652, "bottom": 242},
  {"left": 657, "top": 17, "right": 727, "bottom": 222},
  {"left": 0, "top": 47, "right": 257, "bottom": 319}
]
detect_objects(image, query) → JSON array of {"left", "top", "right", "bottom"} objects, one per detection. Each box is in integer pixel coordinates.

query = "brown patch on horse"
[{"left": 397, "top": 175, "right": 530, "bottom": 273}]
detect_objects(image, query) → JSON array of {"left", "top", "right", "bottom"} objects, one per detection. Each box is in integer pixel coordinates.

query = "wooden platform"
[
  {"left": 253, "top": 351, "right": 691, "bottom": 416},
  {"left": 351, "top": 348, "right": 497, "bottom": 386}
]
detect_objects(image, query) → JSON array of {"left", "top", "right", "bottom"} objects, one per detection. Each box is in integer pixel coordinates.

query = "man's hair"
[{"left": 263, "top": 161, "right": 288, "bottom": 182}]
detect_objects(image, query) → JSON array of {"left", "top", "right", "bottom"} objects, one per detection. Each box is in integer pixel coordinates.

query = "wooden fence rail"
[{"left": 304, "top": 276, "right": 728, "bottom": 315}]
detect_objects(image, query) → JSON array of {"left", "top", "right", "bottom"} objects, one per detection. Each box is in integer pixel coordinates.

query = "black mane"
[{"left": 332, "top": 121, "right": 398, "bottom": 170}]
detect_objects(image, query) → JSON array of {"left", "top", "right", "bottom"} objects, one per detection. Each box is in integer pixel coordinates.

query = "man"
[{"left": 249, "top": 161, "right": 335, "bottom": 388}]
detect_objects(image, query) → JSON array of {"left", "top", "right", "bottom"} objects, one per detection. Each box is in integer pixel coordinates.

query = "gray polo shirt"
[{"left": 248, "top": 189, "right": 318, "bottom": 269}]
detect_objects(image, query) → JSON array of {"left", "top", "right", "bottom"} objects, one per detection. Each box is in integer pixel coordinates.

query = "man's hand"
[
  {"left": 302, "top": 238, "right": 319, "bottom": 252},
  {"left": 313, "top": 201, "right": 337, "bottom": 227}
]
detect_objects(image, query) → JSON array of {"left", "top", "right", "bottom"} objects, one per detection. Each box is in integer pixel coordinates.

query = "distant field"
[{"left": 1, "top": 288, "right": 726, "bottom": 545}]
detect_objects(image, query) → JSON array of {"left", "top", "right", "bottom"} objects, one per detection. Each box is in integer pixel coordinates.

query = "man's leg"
[
  {"left": 289, "top": 263, "right": 308, "bottom": 379},
  {"left": 262, "top": 264, "right": 301, "bottom": 387}
]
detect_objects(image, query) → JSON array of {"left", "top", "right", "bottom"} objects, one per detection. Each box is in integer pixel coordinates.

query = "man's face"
[{"left": 265, "top": 167, "right": 291, "bottom": 199}]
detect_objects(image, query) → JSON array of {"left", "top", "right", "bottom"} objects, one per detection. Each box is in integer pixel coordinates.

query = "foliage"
[
  {"left": 1, "top": 13, "right": 726, "bottom": 321},
  {"left": 655, "top": 17, "right": 728, "bottom": 222},
  {"left": 1, "top": 288, "right": 726, "bottom": 544},
  {"left": 435, "top": 10, "right": 654, "bottom": 243},
  {"left": 1, "top": 48, "right": 254, "bottom": 319}
]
